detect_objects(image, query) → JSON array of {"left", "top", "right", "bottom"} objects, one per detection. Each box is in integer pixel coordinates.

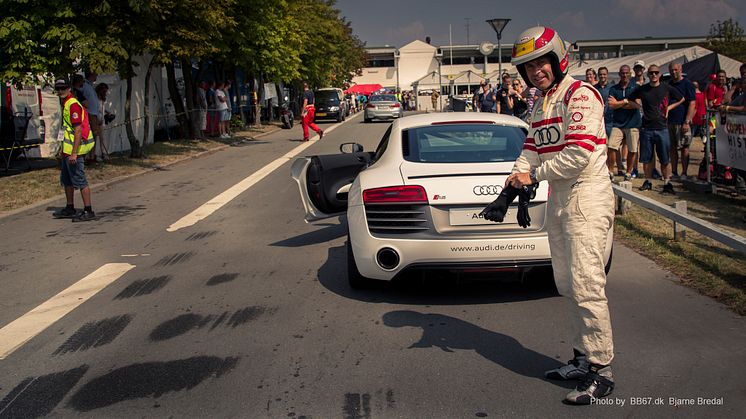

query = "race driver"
[{"left": 484, "top": 26, "right": 615, "bottom": 404}]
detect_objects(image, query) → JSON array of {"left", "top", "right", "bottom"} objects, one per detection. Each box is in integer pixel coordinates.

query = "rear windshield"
[
  {"left": 315, "top": 90, "right": 339, "bottom": 104},
  {"left": 370, "top": 95, "right": 397, "bottom": 102},
  {"left": 402, "top": 124, "right": 526, "bottom": 163}
]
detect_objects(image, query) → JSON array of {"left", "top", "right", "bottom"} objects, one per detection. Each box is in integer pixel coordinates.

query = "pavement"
[{"left": 0, "top": 111, "right": 744, "bottom": 418}]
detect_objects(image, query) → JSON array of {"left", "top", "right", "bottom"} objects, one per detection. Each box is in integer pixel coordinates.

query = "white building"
[{"left": 351, "top": 35, "right": 743, "bottom": 111}]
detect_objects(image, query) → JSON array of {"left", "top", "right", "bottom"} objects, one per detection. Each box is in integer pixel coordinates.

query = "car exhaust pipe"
[{"left": 376, "top": 248, "right": 400, "bottom": 270}]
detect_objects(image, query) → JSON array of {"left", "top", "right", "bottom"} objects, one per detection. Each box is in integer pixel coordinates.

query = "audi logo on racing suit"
[
  {"left": 473, "top": 185, "right": 503, "bottom": 195},
  {"left": 534, "top": 126, "right": 561, "bottom": 146}
]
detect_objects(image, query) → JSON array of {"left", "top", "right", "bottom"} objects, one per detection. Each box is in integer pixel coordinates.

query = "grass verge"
[{"left": 614, "top": 205, "right": 746, "bottom": 316}]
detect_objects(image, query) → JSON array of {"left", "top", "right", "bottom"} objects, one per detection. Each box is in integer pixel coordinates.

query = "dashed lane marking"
[
  {"left": 0, "top": 263, "right": 136, "bottom": 360},
  {"left": 166, "top": 115, "right": 358, "bottom": 232}
]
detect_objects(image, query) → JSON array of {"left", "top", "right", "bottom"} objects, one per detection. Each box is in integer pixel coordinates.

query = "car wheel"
[
  {"left": 526, "top": 266, "right": 559, "bottom": 296},
  {"left": 347, "top": 235, "right": 376, "bottom": 289}
]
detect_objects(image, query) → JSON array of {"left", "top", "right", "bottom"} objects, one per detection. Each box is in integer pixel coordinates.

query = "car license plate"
[
  {"left": 316, "top": 112, "right": 327, "bottom": 117},
  {"left": 449, "top": 208, "right": 516, "bottom": 225}
]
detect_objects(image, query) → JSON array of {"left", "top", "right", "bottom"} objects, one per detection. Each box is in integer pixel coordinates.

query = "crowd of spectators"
[
  {"left": 469, "top": 73, "right": 540, "bottom": 121},
  {"left": 595, "top": 60, "right": 746, "bottom": 194},
  {"left": 71, "top": 71, "right": 114, "bottom": 163},
  {"left": 196, "top": 80, "right": 234, "bottom": 139}
]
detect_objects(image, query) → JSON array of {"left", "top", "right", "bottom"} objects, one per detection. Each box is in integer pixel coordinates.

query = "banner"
[{"left": 716, "top": 113, "right": 746, "bottom": 171}]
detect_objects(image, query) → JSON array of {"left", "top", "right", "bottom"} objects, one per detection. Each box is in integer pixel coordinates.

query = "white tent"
[
  {"left": 567, "top": 46, "right": 743, "bottom": 83},
  {"left": 37, "top": 54, "right": 181, "bottom": 157}
]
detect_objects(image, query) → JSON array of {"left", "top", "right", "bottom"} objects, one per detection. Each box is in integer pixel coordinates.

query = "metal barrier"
[{"left": 614, "top": 181, "right": 746, "bottom": 255}]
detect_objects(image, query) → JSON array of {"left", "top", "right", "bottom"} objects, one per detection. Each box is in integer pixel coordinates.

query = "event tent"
[
  {"left": 567, "top": 46, "right": 743, "bottom": 83},
  {"left": 345, "top": 83, "right": 383, "bottom": 95}
]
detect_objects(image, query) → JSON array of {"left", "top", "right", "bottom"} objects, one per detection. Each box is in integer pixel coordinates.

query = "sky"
[{"left": 334, "top": 0, "right": 746, "bottom": 48}]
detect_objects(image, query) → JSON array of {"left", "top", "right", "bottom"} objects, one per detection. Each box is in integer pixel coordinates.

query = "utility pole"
[{"left": 465, "top": 18, "right": 471, "bottom": 45}]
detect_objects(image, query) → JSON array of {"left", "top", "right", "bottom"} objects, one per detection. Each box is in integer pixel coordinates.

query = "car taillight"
[
  {"left": 363, "top": 185, "right": 428, "bottom": 204},
  {"left": 37, "top": 88, "right": 43, "bottom": 116},
  {"left": 391, "top": 102, "right": 400, "bottom": 108},
  {"left": 366, "top": 103, "right": 376, "bottom": 108}
]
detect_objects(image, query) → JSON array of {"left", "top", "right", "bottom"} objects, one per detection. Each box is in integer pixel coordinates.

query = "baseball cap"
[
  {"left": 633, "top": 60, "right": 645, "bottom": 69},
  {"left": 54, "top": 78, "right": 70, "bottom": 90}
]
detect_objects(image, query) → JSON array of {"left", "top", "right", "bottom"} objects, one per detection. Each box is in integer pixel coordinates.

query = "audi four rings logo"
[
  {"left": 473, "top": 185, "right": 503, "bottom": 195},
  {"left": 534, "top": 126, "right": 561, "bottom": 146}
]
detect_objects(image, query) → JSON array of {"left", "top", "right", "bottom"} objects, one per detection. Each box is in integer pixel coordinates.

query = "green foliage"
[
  {"left": 290, "top": 0, "right": 366, "bottom": 87},
  {"left": 225, "top": 0, "right": 303, "bottom": 82},
  {"left": 705, "top": 18, "right": 746, "bottom": 63},
  {"left": 0, "top": 0, "right": 365, "bottom": 88},
  {"left": 0, "top": 0, "right": 87, "bottom": 84}
]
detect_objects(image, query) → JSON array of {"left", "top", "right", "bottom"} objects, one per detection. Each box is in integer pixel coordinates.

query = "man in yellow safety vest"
[{"left": 52, "top": 78, "right": 97, "bottom": 221}]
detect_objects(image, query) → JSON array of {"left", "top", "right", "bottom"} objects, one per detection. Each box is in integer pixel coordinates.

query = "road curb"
[{"left": 0, "top": 127, "right": 283, "bottom": 220}]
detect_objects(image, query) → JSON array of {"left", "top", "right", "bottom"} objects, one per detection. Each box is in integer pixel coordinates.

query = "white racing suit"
[{"left": 513, "top": 76, "right": 615, "bottom": 365}]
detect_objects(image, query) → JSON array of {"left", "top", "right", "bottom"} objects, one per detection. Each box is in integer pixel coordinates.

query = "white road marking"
[
  {"left": 167, "top": 114, "right": 359, "bottom": 232},
  {"left": 0, "top": 263, "right": 135, "bottom": 360}
]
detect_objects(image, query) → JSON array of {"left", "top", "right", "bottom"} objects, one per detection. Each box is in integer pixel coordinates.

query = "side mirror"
[{"left": 340, "top": 142, "right": 363, "bottom": 153}]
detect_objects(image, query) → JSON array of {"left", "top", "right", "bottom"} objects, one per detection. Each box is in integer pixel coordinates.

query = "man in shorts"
[
  {"left": 607, "top": 65, "right": 642, "bottom": 181},
  {"left": 667, "top": 62, "right": 696, "bottom": 179},
  {"left": 52, "top": 79, "right": 97, "bottom": 221},
  {"left": 627, "top": 64, "right": 685, "bottom": 194}
]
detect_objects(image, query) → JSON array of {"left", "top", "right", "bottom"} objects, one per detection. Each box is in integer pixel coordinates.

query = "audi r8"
[{"left": 291, "top": 112, "right": 613, "bottom": 288}]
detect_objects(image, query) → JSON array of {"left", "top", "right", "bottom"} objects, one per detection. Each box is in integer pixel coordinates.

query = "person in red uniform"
[{"left": 301, "top": 83, "right": 323, "bottom": 141}]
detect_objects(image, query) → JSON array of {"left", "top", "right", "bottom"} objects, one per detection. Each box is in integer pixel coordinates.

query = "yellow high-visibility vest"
[{"left": 62, "top": 96, "right": 94, "bottom": 156}]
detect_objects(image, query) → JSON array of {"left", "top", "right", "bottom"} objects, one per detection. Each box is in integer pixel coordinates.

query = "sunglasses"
[{"left": 648, "top": 71, "right": 660, "bottom": 75}]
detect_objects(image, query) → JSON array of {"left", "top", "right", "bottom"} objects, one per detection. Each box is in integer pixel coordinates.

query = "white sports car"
[{"left": 291, "top": 112, "right": 612, "bottom": 288}]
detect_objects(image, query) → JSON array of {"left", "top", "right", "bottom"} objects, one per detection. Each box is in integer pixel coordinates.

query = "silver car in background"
[{"left": 364, "top": 94, "right": 403, "bottom": 123}]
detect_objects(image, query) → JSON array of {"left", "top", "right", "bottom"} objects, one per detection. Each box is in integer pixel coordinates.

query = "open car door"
[{"left": 291, "top": 145, "right": 373, "bottom": 222}]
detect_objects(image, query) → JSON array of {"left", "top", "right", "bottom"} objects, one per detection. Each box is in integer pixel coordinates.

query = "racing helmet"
[{"left": 511, "top": 26, "right": 569, "bottom": 89}]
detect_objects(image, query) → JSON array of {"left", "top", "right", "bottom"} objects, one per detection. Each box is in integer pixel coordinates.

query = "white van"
[{"left": 1, "top": 83, "right": 46, "bottom": 153}]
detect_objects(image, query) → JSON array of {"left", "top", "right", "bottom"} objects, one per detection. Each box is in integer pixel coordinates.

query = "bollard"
[
  {"left": 673, "top": 201, "right": 687, "bottom": 241},
  {"left": 617, "top": 181, "right": 632, "bottom": 215}
]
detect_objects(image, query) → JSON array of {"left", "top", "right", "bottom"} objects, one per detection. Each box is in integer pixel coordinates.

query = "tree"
[
  {"left": 0, "top": 0, "right": 94, "bottom": 84},
  {"left": 290, "top": 0, "right": 366, "bottom": 88},
  {"left": 83, "top": 0, "right": 233, "bottom": 154},
  {"left": 224, "top": 0, "right": 303, "bottom": 126},
  {"left": 1, "top": 0, "right": 366, "bottom": 149},
  {"left": 705, "top": 18, "right": 746, "bottom": 63}
]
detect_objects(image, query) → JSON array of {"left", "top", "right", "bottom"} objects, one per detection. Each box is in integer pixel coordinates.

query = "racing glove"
[
  {"left": 479, "top": 185, "right": 521, "bottom": 223},
  {"left": 516, "top": 185, "right": 535, "bottom": 228}
]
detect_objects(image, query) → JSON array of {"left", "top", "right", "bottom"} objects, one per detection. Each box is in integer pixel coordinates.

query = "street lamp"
[
  {"left": 435, "top": 49, "right": 443, "bottom": 111},
  {"left": 486, "top": 18, "right": 511, "bottom": 79},
  {"left": 394, "top": 49, "right": 400, "bottom": 92}
]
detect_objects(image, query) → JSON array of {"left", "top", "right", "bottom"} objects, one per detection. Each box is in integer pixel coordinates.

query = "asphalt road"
[{"left": 0, "top": 112, "right": 744, "bottom": 418}]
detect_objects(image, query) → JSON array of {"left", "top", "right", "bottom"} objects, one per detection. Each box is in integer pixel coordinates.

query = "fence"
[{"left": 614, "top": 181, "right": 746, "bottom": 255}]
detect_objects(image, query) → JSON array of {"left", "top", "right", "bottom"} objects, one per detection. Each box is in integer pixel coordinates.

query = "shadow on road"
[
  {"left": 271, "top": 221, "right": 346, "bottom": 247},
  {"left": 383, "top": 310, "right": 570, "bottom": 388},
  {"left": 68, "top": 356, "right": 239, "bottom": 412},
  {"left": 317, "top": 244, "right": 558, "bottom": 305}
]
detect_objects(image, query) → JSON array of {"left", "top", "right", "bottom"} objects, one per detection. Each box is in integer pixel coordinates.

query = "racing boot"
[
  {"left": 545, "top": 350, "right": 589, "bottom": 381},
  {"left": 564, "top": 364, "right": 614, "bottom": 405}
]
